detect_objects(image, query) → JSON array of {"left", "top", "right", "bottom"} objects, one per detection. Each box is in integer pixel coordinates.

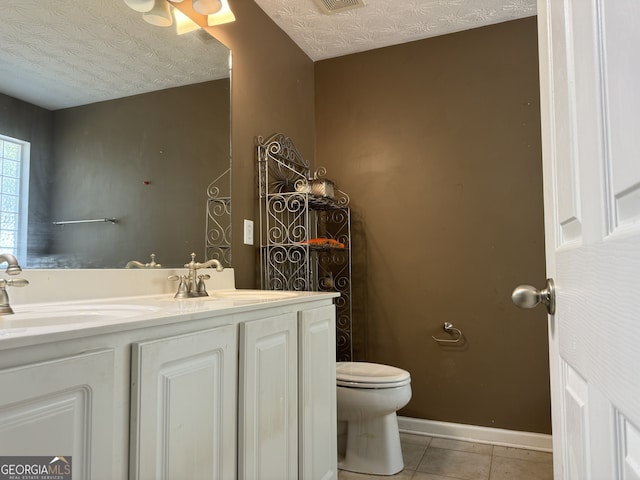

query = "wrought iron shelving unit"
[
  {"left": 205, "top": 167, "right": 232, "bottom": 267},
  {"left": 257, "top": 133, "right": 353, "bottom": 361}
]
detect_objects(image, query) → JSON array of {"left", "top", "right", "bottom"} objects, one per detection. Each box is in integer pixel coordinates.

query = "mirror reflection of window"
[{"left": 0, "top": 134, "right": 30, "bottom": 264}]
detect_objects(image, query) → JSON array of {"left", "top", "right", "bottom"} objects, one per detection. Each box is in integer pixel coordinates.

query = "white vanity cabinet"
[
  {"left": 237, "top": 303, "right": 338, "bottom": 480},
  {"left": 0, "top": 291, "right": 338, "bottom": 480},
  {"left": 129, "top": 324, "right": 237, "bottom": 480},
  {"left": 238, "top": 312, "right": 298, "bottom": 480},
  {"left": 298, "top": 304, "right": 338, "bottom": 480},
  {"left": 0, "top": 348, "right": 117, "bottom": 478}
]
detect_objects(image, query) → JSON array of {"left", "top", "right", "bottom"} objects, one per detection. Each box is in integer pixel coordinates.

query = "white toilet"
[{"left": 336, "top": 361, "right": 412, "bottom": 475}]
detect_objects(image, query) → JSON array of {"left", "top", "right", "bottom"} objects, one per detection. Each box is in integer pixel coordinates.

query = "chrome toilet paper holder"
[{"left": 432, "top": 322, "right": 464, "bottom": 344}]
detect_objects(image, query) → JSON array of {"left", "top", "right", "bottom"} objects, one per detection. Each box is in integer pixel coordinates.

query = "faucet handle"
[
  {"left": 146, "top": 254, "right": 162, "bottom": 268},
  {"left": 184, "top": 252, "right": 198, "bottom": 269},
  {"left": 168, "top": 274, "right": 189, "bottom": 299},
  {"left": 0, "top": 278, "right": 29, "bottom": 288},
  {"left": 196, "top": 274, "right": 211, "bottom": 297},
  {"left": 0, "top": 278, "right": 28, "bottom": 315}
]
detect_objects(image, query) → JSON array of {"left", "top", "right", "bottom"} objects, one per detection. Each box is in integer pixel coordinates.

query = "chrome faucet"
[
  {"left": 0, "top": 253, "right": 22, "bottom": 276},
  {"left": 169, "top": 253, "right": 224, "bottom": 299},
  {"left": 126, "top": 253, "right": 162, "bottom": 268},
  {"left": 0, "top": 253, "right": 29, "bottom": 314}
]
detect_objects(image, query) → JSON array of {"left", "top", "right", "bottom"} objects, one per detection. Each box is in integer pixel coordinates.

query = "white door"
[{"left": 535, "top": 0, "right": 640, "bottom": 478}]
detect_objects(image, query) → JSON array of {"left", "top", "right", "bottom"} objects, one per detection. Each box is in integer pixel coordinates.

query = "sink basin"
[
  {"left": 208, "top": 290, "right": 298, "bottom": 300},
  {"left": 1, "top": 304, "right": 161, "bottom": 329}
]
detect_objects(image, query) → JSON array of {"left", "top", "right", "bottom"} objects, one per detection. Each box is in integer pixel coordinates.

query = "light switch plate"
[{"left": 243, "top": 219, "right": 254, "bottom": 245}]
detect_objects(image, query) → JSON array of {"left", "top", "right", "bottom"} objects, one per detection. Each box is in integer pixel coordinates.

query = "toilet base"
[{"left": 338, "top": 412, "right": 404, "bottom": 476}]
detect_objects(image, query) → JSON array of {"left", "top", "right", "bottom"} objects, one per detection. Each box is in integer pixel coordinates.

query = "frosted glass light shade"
[
  {"left": 207, "top": 0, "right": 235, "bottom": 26},
  {"left": 142, "top": 0, "right": 173, "bottom": 26},
  {"left": 174, "top": 9, "right": 200, "bottom": 35},
  {"left": 193, "top": 0, "right": 222, "bottom": 15},
  {"left": 123, "top": 0, "right": 155, "bottom": 13}
]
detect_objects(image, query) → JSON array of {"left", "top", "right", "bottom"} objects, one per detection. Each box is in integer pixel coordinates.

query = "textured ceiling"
[
  {"left": 0, "top": 0, "right": 230, "bottom": 110},
  {"left": 0, "top": 0, "right": 536, "bottom": 111},
  {"left": 254, "top": 0, "right": 537, "bottom": 61}
]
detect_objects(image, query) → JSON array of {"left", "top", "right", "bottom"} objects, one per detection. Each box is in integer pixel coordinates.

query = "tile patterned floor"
[{"left": 338, "top": 433, "right": 553, "bottom": 480}]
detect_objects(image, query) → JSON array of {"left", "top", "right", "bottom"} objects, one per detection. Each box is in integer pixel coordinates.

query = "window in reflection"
[{"left": 0, "top": 134, "right": 30, "bottom": 263}]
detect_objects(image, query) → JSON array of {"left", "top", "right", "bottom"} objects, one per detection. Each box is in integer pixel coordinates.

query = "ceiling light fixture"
[
  {"left": 173, "top": 8, "right": 200, "bottom": 35},
  {"left": 124, "top": 0, "right": 235, "bottom": 29},
  {"left": 124, "top": 0, "right": 155, "bottom": 13},
  {"left": 142, "top": 0, "right": 173, "bottom": 26},
  {"left": 205, "top": 0, "right": 235, "bottom": 26},
  {"left": 192, "top": 0, "right": 222, "bottom": 15}
]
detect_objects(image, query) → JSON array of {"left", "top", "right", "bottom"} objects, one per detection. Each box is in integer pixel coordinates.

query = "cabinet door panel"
[
  {"left": 130, "top": 325, "right": 237, "bottom": 480},
  {"left": 0, "top": 349, "right": 116, "bottom": 480},
  {"left": 239, "top": 312, "right": 297, "bottom": 480},
  {"left": 299, "top": 305, "right": 337, "bottom": 480}
]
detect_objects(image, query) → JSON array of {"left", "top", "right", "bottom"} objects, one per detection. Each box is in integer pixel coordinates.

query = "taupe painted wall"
[
  {"left": 207, "top": 0, "right": 316, "bottom": 287},
  {"left": 315, "top": 18, "right": 551, "bottom": 433}
]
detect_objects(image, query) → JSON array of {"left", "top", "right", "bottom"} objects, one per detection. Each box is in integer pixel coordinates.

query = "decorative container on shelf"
[{"left": 295, "top": 178, "right": 335, "bottom": 199}]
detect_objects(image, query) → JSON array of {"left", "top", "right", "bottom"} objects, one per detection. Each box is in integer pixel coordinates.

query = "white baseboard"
[{"left": 398, "top": 416, "right": 553, "bottom": 452}]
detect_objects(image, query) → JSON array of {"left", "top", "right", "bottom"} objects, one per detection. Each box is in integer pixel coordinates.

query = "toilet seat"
[{"left": 336, "top": 362, "right": 411, "bottom": 388}]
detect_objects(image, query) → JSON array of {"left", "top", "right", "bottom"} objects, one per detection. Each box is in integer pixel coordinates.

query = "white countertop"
[{"left": 0, "top": 269, "right": 338, "bottom": 351}]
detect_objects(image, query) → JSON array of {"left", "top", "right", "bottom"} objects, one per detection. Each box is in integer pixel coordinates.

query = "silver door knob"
[{"left": 511, "top": 278, "right": 555, "bottom": 315}]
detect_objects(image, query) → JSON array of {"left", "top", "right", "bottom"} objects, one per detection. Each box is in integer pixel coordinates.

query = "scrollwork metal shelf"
[
  {"left": 257, "top": 133, "right": 353, "bottom": 361},
  {"left": 205, "top": 167, "right": 232, "bottom": 267}
]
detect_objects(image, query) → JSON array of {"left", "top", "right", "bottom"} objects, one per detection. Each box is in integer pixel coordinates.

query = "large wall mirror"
[{"left": 0, "top": 0, "right": 231, "bottom": 269}]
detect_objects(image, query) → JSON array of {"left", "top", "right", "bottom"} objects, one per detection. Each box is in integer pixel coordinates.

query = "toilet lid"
[{"left": 336, "top": 362, "right": 411, "bottom": 388}]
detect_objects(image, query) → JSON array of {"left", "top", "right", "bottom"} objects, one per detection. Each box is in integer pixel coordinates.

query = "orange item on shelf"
[{"left": 302, "top": 238, "right": 345, "bottom": 249}]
